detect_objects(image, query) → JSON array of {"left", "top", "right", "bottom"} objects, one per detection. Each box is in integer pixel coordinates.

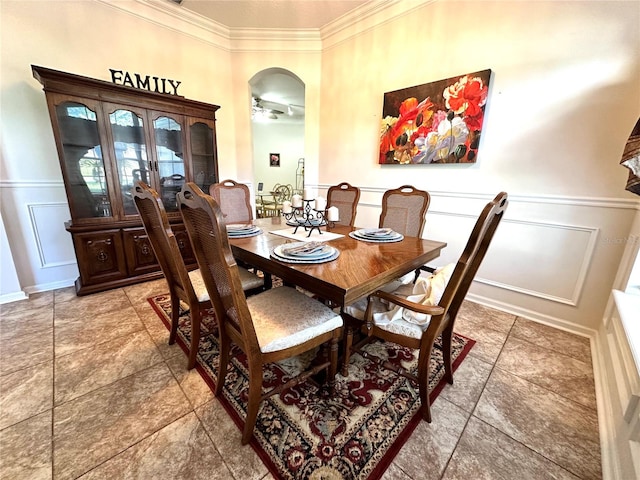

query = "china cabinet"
[{"left": 32, "top": 65, "right": 219, "bottom": 295}]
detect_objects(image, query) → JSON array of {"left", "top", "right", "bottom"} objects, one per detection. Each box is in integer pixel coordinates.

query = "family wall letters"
[{"left": 109, "top": 69, "right": 182, "bottom": 96}]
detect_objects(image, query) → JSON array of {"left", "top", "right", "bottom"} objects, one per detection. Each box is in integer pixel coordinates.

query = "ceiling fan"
[{"left": 252, "top": 97, "right": 284, "bottom": 120}]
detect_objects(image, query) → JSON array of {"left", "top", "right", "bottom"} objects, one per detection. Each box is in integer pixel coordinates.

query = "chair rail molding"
[{"left": 0, "top": 180, "right": 65, "bottom": 189}]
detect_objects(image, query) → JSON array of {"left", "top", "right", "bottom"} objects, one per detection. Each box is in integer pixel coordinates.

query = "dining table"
[{"left": 228, "top": 216, "right": 447, "bottom": 310}]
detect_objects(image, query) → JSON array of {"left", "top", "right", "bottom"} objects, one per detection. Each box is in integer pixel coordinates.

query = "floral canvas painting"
[{"left": 379, "top": 69, "right": 491, "bottom": 164}]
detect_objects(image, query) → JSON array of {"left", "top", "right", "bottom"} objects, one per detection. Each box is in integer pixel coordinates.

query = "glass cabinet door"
[
  {"left": 153, "top": 115, "right": 185, "bottom": 212},
  {"left": 189, "top": 120, "right": 217, "bottom": 194},
  {"left": 55, "top": 101, "right": 111, "bottom": 220},
  {"left": 108, "top": 108, "right": 150, "bottom": 217}
]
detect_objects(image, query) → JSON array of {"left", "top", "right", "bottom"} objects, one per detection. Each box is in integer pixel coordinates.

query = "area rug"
[{"left": 148, "top": 293, "right": 475, "bottom": 480}]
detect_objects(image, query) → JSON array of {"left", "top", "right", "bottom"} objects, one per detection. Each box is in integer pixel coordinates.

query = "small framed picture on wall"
[{"left": 270, "top": 153, "right": 280, "bottom": 167}]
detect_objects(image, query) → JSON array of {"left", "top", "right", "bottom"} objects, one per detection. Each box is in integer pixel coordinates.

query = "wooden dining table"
[{"left": 228, "top": 217, "right": 447, "bottom": 310}]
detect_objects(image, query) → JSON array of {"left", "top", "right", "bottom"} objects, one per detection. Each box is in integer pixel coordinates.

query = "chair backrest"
[
  {"left": 379, "top": 185, "right": 430, "bottom": 237},
  {"left": 209, "top": 179, "right": 253, "bottom": 224},
  {"left": 131, "top": 181, "right": 196, "bottom": 303},
  {"left": 327, "top": 182, "right": 361, "bottom": 227},
  {"left": 178, "top": 183, "right": 259, "bottom": 352},
  {"left": 438, "top": 192, "right": 508, "bottom": 325},
  {"left": 272, "top": 184, "right": 292, "bottom": 203}
]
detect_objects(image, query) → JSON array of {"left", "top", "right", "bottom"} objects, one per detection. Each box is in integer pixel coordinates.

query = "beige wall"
[
  {"left": 1, "top": 0, "right": 639, "bottom": 332},
  {"left": 317, "top": 0, "right": 640, "bottom": 329}
]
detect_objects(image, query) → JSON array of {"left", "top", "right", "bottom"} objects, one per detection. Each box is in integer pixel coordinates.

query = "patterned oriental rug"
[{"left": 148, "top": 293, "right": 475, "bottom": 480}]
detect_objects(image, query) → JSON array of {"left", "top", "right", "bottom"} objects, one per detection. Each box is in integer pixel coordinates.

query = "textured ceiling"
[{"left": 176, "top": 0, "right": 370, "bottom": 29}]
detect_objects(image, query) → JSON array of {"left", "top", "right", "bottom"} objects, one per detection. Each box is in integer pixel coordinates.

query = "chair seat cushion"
[
  {"left": 238, "top": 267, "right": 265, "bottom": 291},
  {"left": 247, "top": 287, "right": 343, "bottom": 353},
  {"left": 188, "top": 269, "right": 210, "bottom": 302},
  {"left": 344, "top": 264, "right": 455, "bottom": 340},
  {"left": 189, "top": 267, "right": 263, "bottom": 302}
]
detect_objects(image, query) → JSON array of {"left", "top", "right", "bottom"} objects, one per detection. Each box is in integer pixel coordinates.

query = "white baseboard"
[
  {"left": 23, "top": 278, "right": 76, "bottom": 296},
  {"left": 465, "top": 292, "right": 595, "bottom": 338},
  {"left": 0, "top": 291, "right": 28, "bottom": 305}
]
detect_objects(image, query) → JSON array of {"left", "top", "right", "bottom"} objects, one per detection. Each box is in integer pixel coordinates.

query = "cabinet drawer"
[
  {"left": 73, "top": 230, "right": 127, "bottom": 285},
  {"left": 123, "top": 227, "right": 159, "bottom": 276}
]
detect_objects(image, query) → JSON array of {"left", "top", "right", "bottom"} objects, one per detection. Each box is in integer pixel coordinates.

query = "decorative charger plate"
[
  {"left": 349, "top": 228, "right": 404, "bottom": 243},
  {"left": 271, "top": 242, "right": 340, "bottom": 263},
  {"left": 227, "top": 224, "right": 262, "bottom": 238}
]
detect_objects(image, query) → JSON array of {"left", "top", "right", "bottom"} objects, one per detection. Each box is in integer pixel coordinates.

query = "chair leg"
[
  {"left": 242, "top": 360, "right": 263, "bottom": 445},
  {"left": 328, "top": 336, "right": 339, "bottom": 394},
  {"left": 417, "top": 352, "right": 433, "bottom": 423},
  {"left": 441, "top": 328, "right": 454, "bottom": 384},
  {"left": 169, "top": 293, "right": 179, "bottom": 345},
  {"left": 215, "top": 331, "right": 231, "bottom": 396},
  {"left": 341, "top": 324, "right": 354, "bottom": 377},
  {"left": 187, "top": 307, "right": 201, "bottom": 370}
]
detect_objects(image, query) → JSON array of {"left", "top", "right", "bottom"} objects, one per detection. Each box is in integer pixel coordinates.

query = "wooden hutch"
[{"left": 32, "top": 65, "right": 219, "bottom": 295}]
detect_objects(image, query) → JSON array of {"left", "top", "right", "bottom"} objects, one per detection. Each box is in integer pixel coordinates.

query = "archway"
[{"left": 249, "top": 68, "right": 305, "bottom": 204}]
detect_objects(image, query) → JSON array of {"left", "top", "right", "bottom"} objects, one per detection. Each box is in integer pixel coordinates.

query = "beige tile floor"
[{"left": 0, "top": 279, "right": 601, "bottom": 479}]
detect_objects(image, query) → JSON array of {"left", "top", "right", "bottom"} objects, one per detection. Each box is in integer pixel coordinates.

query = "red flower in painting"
[
  {"left": 379, "top": 97, "right": 433, "bottom": 163},
  {"left": 379, "top": 70, "right": 490, "bottom": 164},
  {"left": 443, "top": 75, "right": 488, "bottom": 118}
]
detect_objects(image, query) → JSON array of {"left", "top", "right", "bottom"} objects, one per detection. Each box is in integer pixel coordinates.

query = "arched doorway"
[{"left": 249, "top": 68, "right": 305, "bottom": 204}]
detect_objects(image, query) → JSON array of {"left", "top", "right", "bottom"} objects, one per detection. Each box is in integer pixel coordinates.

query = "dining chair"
[
  {"left": 209, "top": 179, "right": 253, "bottom": 224},
  {"left": 132, "top": 181, "right": 265, "bottom": 370},
  {"left": 342, "top": 192, "right": 508, "bottom": 422},
  {"left": 378, "top": 185, "right": 432, "bottom": 284},
  {"left": 326, "top": 182, "right": 361, "bottom": 227},
  {"left": 379, "top": 185, "right": 430, "bottom": 237},
  {"left": 210, "top": 179, "right": 273, "bottom": 289},
  {"left": 177, "top": 182, "right": 343, "bottom": 445}
]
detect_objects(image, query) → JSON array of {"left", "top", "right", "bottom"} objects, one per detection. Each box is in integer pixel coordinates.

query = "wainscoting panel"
[
  {"left": 1, "top": 181, "right": 78, "bottom": 297},
  {"left": 28, "top": 203, "right": 76, "bottom": 268},
  {"left": 325, "top": 185, "right": 638, "bottom": 330},
  {"left": 444, "top": 215, "right": 597, "bottom": 306}
]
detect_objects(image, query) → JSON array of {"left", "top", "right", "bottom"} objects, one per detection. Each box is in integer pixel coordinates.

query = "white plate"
[
  {"left": 349, "top": 231, "right": 404, "bottom": 243},
  {"left": 271, "top": 247, "right": 340, "bottom": 264},
  {"left": 279, "top": 243, "right": 332, "bottom": 259},
  {"left": 228, "top": 228, "right": 262, "bottom": 238},
  {"left": 360, "top": 228, "right": 395, "bottom": 237},
  {"left": 273, "top": 243, "right": 338, "bottom": 262},
  {"left": 227, "top": 224, "right": 257, "bottom": 232}
]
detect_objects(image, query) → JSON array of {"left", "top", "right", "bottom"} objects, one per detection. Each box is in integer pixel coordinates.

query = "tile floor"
[{"left": 0, "top": 279, "right": 601, "bottom": 479}]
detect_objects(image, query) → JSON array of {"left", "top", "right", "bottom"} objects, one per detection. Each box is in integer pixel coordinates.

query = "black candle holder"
[{"left": 283, "top": 199, "right": 332, "bottom": 237}]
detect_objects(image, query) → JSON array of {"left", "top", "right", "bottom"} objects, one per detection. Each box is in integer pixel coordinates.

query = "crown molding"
[
  {"left": 94, "top": 0, "right": 429, "bottom": 52},
  {"left": 229, "top": 28, "right": 322, "bottom": 52},
  {"left": 321, "top": 0, "right": 435, "bottom": 49},
  {"left": 96, "top": 0, "right": 231, "bottom": 49}
]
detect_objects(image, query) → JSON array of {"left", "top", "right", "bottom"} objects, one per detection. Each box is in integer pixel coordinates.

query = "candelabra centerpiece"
[{"left": 282, "top": 188, "right": 339, "bottom": 237}]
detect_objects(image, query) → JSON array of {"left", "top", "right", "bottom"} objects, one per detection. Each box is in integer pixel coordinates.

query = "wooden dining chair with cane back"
[
  {"left": 177, "top": 182, "right": 343, "bottom": 445},
  {"left": 342, "top": 192, "right": 508, "bottom": 422},
  {"left": 209, "top": 179, "right": 253, "bottom": 224},
  {"left": 210, "top": 179, "right": 273, "bottom": 289},
  {"left": 379, "top": 185, "right": 430, "bottom": 237},
  {"left": 379, "top": 185, "right": 433, "bottom": 282},
  {"left": 326, "top": 182, "right": 361, "bottom": 227},
  {"left": 132, "top": 181, "right": 264, "bottom": 370}
]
